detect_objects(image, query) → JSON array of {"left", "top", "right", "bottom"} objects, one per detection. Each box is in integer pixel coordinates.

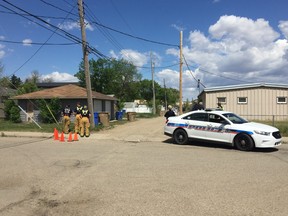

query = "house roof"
[
  {"left": 12, "top": 84, "right": 118, "bottom": 101},
  {"left": 201, "top": 83, "right": 288, "bottom": 93}
]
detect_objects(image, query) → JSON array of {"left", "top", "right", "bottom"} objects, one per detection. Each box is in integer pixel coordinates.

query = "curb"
[{"left": 1, "top": 131, "right": 52, "bottom": 139}]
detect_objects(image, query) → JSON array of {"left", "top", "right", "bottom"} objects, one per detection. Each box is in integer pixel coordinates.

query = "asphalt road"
[{"left": 0, "top": 117, "right": 288, "bottom": 216}]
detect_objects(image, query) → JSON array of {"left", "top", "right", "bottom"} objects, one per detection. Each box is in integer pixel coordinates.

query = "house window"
[
  {"left": 277, "top": 97, "right": 287, "bottom": 104},
  {"left": 238, "top": 97, "right": 247, "bottom": 104},
  {"left": 217, "top": 97, "right": 226, "bottom": 104}
]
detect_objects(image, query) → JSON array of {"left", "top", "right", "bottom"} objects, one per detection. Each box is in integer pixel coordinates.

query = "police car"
[{"left": 164, "top": 109, "right": 282, "bottom": 151}]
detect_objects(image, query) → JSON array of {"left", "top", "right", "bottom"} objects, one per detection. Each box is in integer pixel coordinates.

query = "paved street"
[{"left": 1, "top": 117, "right": 288, "bottom": 216}]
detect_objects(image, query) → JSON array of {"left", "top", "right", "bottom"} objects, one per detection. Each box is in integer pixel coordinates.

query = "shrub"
[
  {"left": 37, "top": 98, "right": 62, "bottom": 123},
  {"left": 4, "top": 100, "right": 21, "bottom": 122},
  {"left": 10, "top": 106, "right": 21, "bottom": 123}
]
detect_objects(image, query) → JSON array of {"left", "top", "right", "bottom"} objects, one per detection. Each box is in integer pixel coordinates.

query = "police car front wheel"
[{"left": 234, "top": 133, "right": 255, "bottom": 151}]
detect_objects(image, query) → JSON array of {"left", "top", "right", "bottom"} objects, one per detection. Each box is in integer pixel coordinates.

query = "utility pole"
[
  {"left": 164, "top": 79, "right": 167, "bottom": 110},
  {"left": 78, "top": 0, "right": 94, "bottom": 128},
  {"left": 179, "top": 31, "right": 183, "bottom": 115},
  {"left": 150, "top": 52, "right": 156, "bottom": 114}
]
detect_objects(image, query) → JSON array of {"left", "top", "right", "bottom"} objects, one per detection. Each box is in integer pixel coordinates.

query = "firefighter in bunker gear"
[
  {"left": 74, "top": 102, "right": 83, "bottom": 134},
  {"left": 80, "top": 105, "right": 91, "bottom": 137},
  {"left": 62, "top": 105, "right": 72, "bottom": 134}
]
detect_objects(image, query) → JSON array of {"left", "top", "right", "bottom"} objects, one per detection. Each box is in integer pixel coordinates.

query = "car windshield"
[{"left": 222, "top": 113, "right": 248, "bottom": 124}]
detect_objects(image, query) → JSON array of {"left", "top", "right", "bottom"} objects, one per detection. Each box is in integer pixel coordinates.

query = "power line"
[
  {"left": 0, "top": 39, "right": 78, "bottom": 46},
  {"left": 40, "top": 0, "right": 78, "bottom": 18},
  {"left": 0, "top": 0, "right": 108, "bottom": 59},
  {"left": 91, "top": 20, "right": 179, "bottom": 48},
  {"left": 40, "top": 0, "right": 179, "bottom": 48},
  {"left": 182, "top": 54, "right": 206, "bottom": 88},
  {"left": 0, "top": 9, "right": 76, "bottom": 21}
]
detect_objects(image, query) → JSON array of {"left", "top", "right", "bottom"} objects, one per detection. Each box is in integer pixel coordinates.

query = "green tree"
[
  {"left": 37, "top": 98, "right": 62, "bottom": 123},
  {"left": 10, "top": 74, "right": 22, "bottom": 89},
  {"left": 183, "top": 98, "right": 191, "bottom": 112},
  {"left": 25, "top": 70, "right": 41, "bottom": 84},
  {"left": 75, "top": 58, "right": 142, "bottom": 101},
  {"left": 10, "top": 106, "right": 21, "bottom": 123},
  {"left": 4, "top": 100, "right": 21, "bottom": 122},
  {"left": 17, "top": 81, "right": 38, "bottom": 94},
  {"left": 0, "top": 76, "right": 10, "bottom": 87}
]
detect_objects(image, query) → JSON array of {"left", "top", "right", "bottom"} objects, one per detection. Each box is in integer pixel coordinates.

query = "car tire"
[
  {"left": 173, "top": 129, "right": 188, "bottom": 145},
  {"left": 234, "top": 133, "right": 255, "bottom": 151}
]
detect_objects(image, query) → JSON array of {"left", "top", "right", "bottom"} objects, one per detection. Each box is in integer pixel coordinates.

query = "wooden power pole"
[
  {"left": 179, "top": 31, "right": 183, "bottom": 115},
  {"left": 78, "top": 0, "right": 95, "bottom": 128},
  {"left": 151, "top": 52, "right": 156, "bottom": 114}
]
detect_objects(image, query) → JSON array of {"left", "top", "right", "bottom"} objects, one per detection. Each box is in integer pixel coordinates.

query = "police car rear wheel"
[
  {"left": 234, "top": 133, "right": 254, "bottom": 151},
  {"left": 173, "top": 129, "right": 188, "bottom": 145}
]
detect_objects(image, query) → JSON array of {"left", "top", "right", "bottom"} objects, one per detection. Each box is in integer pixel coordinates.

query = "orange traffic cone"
[
  {"left": 59, "top": 132, "right": 65, "bottom": 142},
  {"left": 54, "top": 128, "right": 59, "bottom": 140},
  {"left": 73, "top": 132, "right": 79, "bottom": 141},
  {"left": 67, "top": 132, "right": 73, "bottom": 142}
]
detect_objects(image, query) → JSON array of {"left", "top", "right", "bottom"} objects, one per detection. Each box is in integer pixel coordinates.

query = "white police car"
[{"left": 164, "top": 109, "right": 282, "bottom": 151}]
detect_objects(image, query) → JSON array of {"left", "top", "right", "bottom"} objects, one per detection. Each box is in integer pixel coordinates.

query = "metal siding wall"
[{"left": 203, "top": 87, "right": 288, "bottom": 120}]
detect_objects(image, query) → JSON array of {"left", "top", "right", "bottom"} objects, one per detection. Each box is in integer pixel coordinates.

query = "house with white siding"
[{"left": 198, "top": 83, "right": 288, "bottom": 121}]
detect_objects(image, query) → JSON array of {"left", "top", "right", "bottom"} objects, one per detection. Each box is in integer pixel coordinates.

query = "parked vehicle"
[{"left": 164, "top": 109, "right": 282, "bottom": 151}]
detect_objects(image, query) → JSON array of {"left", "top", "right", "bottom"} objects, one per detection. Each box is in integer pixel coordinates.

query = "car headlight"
[{"left": 254, "top": 130, "right": 271, "bottom": 136}]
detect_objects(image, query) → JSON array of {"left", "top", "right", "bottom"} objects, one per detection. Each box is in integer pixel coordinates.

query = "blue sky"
[{"left": 0, "top": 0, "right": 288, "bottom": 100}]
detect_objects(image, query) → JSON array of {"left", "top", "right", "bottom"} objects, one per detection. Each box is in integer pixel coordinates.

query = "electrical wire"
[
  {"left": 91, "top": 20, "right": 179, "bottom": 48},
  {"left": 182, "top": 54, "right": 206, "bottom": 88},
  {"left": 0, "top": 0, "right": 107, "bottom": 59},
  {"left": 0, "top": 39, "right": 78, "bottom": 46},
  {"left": 0, "top": 9, "right": 76, "bottom": 21}
]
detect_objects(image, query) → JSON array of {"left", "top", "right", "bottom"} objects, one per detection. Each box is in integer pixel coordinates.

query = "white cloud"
[
  {"left": 156, "top": 69, "right": 201, "bottom": 101},
  {"left": 118, "top": 49, "right": 149, "bottom": 67},
  {"left": 58, "top": 19, "right": 94, "bottom": 31},
  {"left": 171, "top": 24, "right": 185, "bottom": 32},
  {"left": 166, "top": 15, "right": 288, "bottom": 100},
  {"left": 209, "top": 15, "right": 279, "bottom": 46},
  {"left": 0, "top": 50, "right": 5, "bottom": 59},
  {"left": 279, "top": 20, "right": 288, "bottom": 39},
  {"left": 22, "top": 39, "right": 32, "bottom": 46},
  {"left": 0, "top": 37, "right": 10, "bottom": 59},
  {"left": 40, "top": 71, "right": 79, "bottom": 82}
]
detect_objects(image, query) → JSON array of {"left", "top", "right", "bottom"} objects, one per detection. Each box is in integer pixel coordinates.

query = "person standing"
[
  {"left": 62, "top": 105, "right": 72, "bottom": 134},
  {"left": 74, "top": 102, "right": 83, "bottom": 134},
  {"left": 80, "top": 105, "right": 91, "bottom": 137},
  {"left": 217, "top": 102, "right": 223, "bottom": 110},
  {"left": 164, "top": 105, "right": 176, "bottom": 120}
]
